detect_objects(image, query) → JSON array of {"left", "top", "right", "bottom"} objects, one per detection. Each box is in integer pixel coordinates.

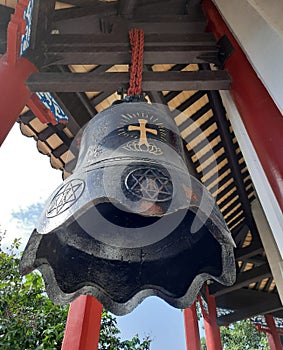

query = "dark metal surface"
[
  {"left": 20, "top": 102, "right": 235, "bottom": 315},
  {"left": 9, "top": 0, "right": 280, "bottom": 321}
]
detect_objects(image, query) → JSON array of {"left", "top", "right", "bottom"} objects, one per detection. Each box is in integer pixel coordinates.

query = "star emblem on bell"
[
  {"left": 46, "top": 179, "right": 85, "bottom": 218},
  {"left": 125, "top": 167, "right": 173, "bottom": 202},
  {"left": 20, "top": 102, "right": 236, "bottom": 316}
]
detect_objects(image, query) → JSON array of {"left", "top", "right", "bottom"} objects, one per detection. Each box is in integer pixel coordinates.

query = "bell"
[{"left": 20, "top": 101, "right": 235, "bottom": 315}]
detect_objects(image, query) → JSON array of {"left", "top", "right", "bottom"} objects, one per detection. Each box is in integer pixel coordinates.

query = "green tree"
[
  {"left": 0, "top": 234, "right": 150, "bottom": 350},
  {"left": 220, "top": 319, "right": 269, "bottom": 350},
  {"left": 200, "top": 317, "right": 269, "bottom": 350}
]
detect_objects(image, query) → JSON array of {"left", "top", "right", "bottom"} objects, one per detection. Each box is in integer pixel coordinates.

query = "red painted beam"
[
  {"left": 184, "top": 303, "right": 201, "bottom": 350},
  {"left": 0, "top": 55, "right": 37, "bottom": 145},
  {"left": 203, "top": 287, "right": 222, "bottom": 350},
  {"left": 265, "top": 314, "right": 283, "bottom": 350},
  {"left": 202, "top": 0, "right": 283, "bottom": 211},
  {"left": 62, "top": 296, "right": 103, "bottom": 350}
]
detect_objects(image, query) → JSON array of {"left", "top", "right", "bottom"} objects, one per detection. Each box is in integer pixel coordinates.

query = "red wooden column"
[
  {"left": 62, "top": 296, "right": 103, "bottom": 350},
  {"left": 202, "top": 0, "right": 283, "bottom": 212},
  {"left": 184, "top": 302, "right": 201, "bottom": 350},
  {"left": 0, "top": 0, "right": 38, "bottom": 145},
  {"left": 0, "top": 55, "right": 36, "bottom": 145},
  {"left": 265, "top": 314, "right": 283, "bottom": 350},
  {"left": 0, "top": 19, "right": 37, "bottom": 145},
  {"left": 202, "top": 288, "right": 222, "bottom": 350}
]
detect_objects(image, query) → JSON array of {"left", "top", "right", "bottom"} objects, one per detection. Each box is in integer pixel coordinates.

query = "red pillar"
[
  {"left": 62, "top": 296, "right": 103, "bottom": 350},
  {"left": 184, "top": 302, "right": 201, "bottom": 350},
  {"left": 202, "top": 0, "right": 283, "bottom": 211},
  {"left": 203, "top": 288, "right": 222, "bottom": 350},
  {"left": 0, "top": 54, "right": 37, "bottom": 145},
  {"left": 265, "top": 314, "right": 283, "bottom": 350}
]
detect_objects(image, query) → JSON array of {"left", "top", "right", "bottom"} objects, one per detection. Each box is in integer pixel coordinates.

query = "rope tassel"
[{"left": 128, "top": 29, "right": 144, "bottom": 96}]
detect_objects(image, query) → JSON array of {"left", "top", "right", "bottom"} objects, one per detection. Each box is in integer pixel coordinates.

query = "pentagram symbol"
[
  {"left": 125, "top": 167, "right": 173, "bottom": 202},
  {"left": 46, "top": 179, "right": 85, "bottom": 218}
]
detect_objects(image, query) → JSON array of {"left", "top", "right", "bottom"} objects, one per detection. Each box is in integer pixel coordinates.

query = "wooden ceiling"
[{"left": 1, "top": 0, "right": 282, "bottom": 324}]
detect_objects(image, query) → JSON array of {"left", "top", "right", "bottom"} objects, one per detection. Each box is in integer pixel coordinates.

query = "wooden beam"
[
  {"left": 235, "top": 241, "right": 264, "bottom": 261},
  {"left": 54, "top": 16, "right": 206, "bottom": 34},
  {"left": 39, "top": 33, "right": 216, "bottom": 66},
  {"left": 47, "top": 32, "right": 216, "bottom": 47},
  {"left": 214, "top": 289, "right": 283, "bottom": 325},
  {"left": 119, "top": 0, "right": 138, "bottom": 18},
  {"left": 53, "top": 92, "right": 95, "bottom": 134},
  {"left": 209, "top": 264, "right": 272, "bottom": 297},
  {"left": 216, "top": 289, "right": 280, "bottom": 310},
  {"left": 53, "top": 2, "right": 118, "bottom": 21},
  {"left": 183, "top": 304, "right": 201, "bottom": 350},
  {"left": 26, "top": 70, "right": 231, "bottom": 92},
  {"left": 136, "top": 0, "right": 190, "bottom": 16},
  {"left": 58, "top": 0, "right": 99, "bottom": 5},
  {"left": 232, "top": 224, "right": 249, "bottom": 246},
  {"left": 217, "top": 295, "right": 283, "bottom": 326},
  {"left": 45, "top": 44, "right": 219, "bottom": 65},
  {"left": 62, "top": 0, "right": 163, "bottom": 6},
  {"left": 0, "top": 5, "right": 14, "bottom": 54},
  {"left": 29, "top": 0, "right": 56, "bottom": 50},
  {"left": 0, "top": 5, "right": 13, "bottom": 28}
]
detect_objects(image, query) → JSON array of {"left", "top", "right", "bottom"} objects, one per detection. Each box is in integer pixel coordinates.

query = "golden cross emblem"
[{"left": 128, "top": 119, "right": 157, "bottom": 147}]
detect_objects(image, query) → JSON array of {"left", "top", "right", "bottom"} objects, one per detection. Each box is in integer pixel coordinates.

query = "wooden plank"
[
  {"left": 0, "top": 5, "right": 14, "bottom": 54},
  {"left": 54, "top": 16, "right": 206, "bottom": 34},
  {"left": 137, "top": 0, "right": 189, "bottom": 16},
  {"left": 0, "top": 34, "right": 7, "bottom": 54},
  {"left": 53, "top": 2, "right": 118, "bottom": 21},
  {"left": 30, "top": 0, "right": 56, "bottom": 49},
  {"left": 232, "top": 224, "right": 249, "bottom": 246},
  {"left": 215, "top": 289, "right": 283, "bottom": 325},
  {"left": 45, "top": 44, "right": 219, "bottom": 65},
  {"left": 209, "top": 264, "right": 272, "bottom": 297},
  {"left": 47, "top": 32, "right": 216, "bottom": 47},
  {"left": 0, "top": 5, "right": 13, "bottom": 29},
  {"left": 26, "top": 70, "right": 231, "bottom": 92},
  {"left": 62, "top": 0, "right": 163, "bottom": 7},
  {"left": 216, "top": 288, "right": 280, "bottom": 310},
  {"left": 119, "top": 0, "right": 138, "bottom": 18},
  {"left": 235, "top": 240, "right": 264, "bottom": 261},
  {"left": 217, "top": 296, "right": 283, "bottom": 326}
]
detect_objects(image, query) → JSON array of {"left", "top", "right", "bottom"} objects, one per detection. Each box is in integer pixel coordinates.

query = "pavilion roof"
[{"left": 1, "top": 0, "right": 282, "bottom": 324}]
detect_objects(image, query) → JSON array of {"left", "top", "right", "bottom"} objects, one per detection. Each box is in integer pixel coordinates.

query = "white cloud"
[{"left": 0, "top": 124, "right": 62, "bottom": 247}]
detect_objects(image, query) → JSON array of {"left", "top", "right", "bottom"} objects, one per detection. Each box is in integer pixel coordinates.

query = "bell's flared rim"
[{"left": 20, "top": 228, "right": 235, "bottom": 315}]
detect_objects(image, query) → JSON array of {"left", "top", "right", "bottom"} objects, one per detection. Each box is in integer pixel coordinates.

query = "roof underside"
[{"left": 1, "top": 0, "right": 282, "bottom": 324}]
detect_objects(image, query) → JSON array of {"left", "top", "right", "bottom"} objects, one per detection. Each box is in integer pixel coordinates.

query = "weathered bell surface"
[{"left": 20, "top": 102, "right": 235, "bottom": 315}]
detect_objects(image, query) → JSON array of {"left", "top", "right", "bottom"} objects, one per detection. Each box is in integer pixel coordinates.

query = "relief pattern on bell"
[{"left": 20, "top": 102, "right": 236, "bottom": 315}]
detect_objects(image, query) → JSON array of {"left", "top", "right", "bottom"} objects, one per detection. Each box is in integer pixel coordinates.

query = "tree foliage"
[
  {"left": 0, "top": 234, "right": 150, "bottom": 349},
  {"left": 220, "top": 319, "right": 269, "bottom": 350},
  {"left": 200, "top": 317, "right": 269, "bottom": 350}
]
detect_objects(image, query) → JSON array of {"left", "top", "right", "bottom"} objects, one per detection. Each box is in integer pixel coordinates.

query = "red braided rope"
[{"left": 128, "top": 29, "right": 144, "bottom": 96}]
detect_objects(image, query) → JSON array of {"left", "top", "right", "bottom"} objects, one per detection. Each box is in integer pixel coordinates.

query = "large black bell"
[{"left": 20, "top": 102, "right": 235, "bottom": 315}]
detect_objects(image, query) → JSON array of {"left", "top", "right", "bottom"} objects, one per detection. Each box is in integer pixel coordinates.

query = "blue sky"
[{"left": 0, "top": 124, "right": 205, "bottom": 349}]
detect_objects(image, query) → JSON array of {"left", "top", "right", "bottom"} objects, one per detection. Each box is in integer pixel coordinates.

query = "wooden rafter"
[
  {"left": 0, "top": 0, "right": 277, "bottom": 321},
  {"left": 29, "top": 0, "right": 57, "bottom": 50},
  {"left": 53, "top": 15, "right": 206, "bottom": 35},
  {"left": 0, "top": 5, "right": 13, "bottom": 54},
  {"left": 119, "top": 0, "right": 138, "bottom": 18},
  {"left": 43, "top": 44, "right": 219, "bottom": 66},
  {"left": 53, "top": 2, "right": 118, "bottom": 22},
  {"left": 26, "top": 70, "right": 231, "bottom": 92},
  {"left": 216, "top": 289, "right": 283, "bottom": 325},
  {"left": 210, "top": 264, "right": 272, "bottom": 297}
]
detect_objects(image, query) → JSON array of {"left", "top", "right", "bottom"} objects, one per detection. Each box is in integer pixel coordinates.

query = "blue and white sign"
[
  {"left": 36, "top": 92, "right": 69, "bottom": 123},
  {"left": 20, "top": 0, "right": 34, "bottom": 56}
]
